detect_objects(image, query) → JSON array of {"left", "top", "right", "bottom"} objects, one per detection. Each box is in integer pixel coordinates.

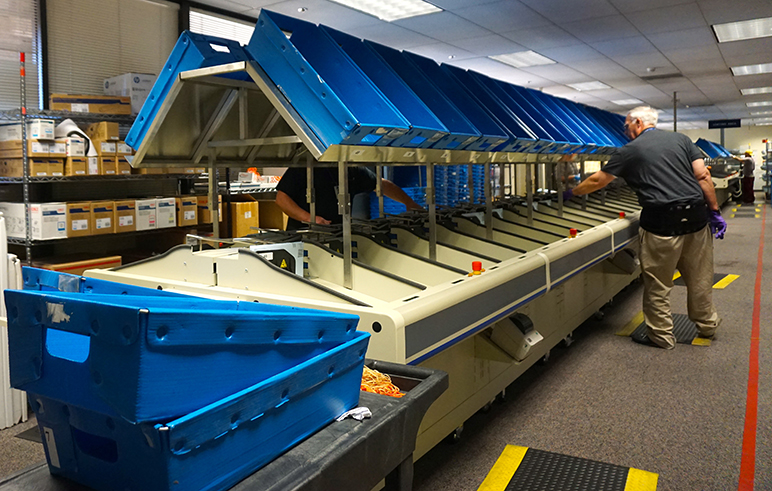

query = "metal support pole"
[
  {"left": 556, "top": 161, "right": 564, "bottom": 218},
  {"left": 580, "top": 160, "right": 587, "bottom": 211},
  {"left": 338, "top": 157, "right": 353, "bottom": 289},
  {"left": 20, "top": 52, "right": 31, "bottom": 263},
  {"left": 525, "top": 162, "right": 533, "bottom": 226},
  {"left": 467, "top": 164, "right": 474, "bottom": 204},
  {"left": 306, "top": 153, "right": 315, "bottom": 225},
  {"left": 427, "top": 163, "right": 437, "bottom": 261},
  {"left": 376, "top": 164, "right": 384, "bottom": 218},
  {"left": 673, "top": 92, "right": 678, "bottom": 132},
  {"left": 484, "top": 161, "right": 493, "bottom": 239},
  {"left": 208, "top": 150, "right": 219, "bottom": 243}
]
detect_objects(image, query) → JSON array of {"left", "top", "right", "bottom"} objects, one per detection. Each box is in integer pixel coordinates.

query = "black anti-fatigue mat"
[{"left": 630, "top": 314, "right": 708, "bottom": 346}]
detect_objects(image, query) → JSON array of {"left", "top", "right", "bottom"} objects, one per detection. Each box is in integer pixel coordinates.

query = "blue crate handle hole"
[
  {"left": 72, "top": 427, "right": 118, "bottom": 463},
  {"left": 46, "top": 329, "right": 90, "bottom": 363}
]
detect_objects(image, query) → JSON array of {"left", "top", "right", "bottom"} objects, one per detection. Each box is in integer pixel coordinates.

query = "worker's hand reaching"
[
  {"left": 708, "top": 210, "right": 727, "bottom": 239},
  {"left": 314, "top": 215, "right": 331, "bottom": 225},
  {"left": 562, "top": 189, "right": 574, "bottom": 202}
]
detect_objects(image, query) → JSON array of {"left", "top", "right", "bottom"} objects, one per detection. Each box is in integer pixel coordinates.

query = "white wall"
[{"left": 681, "top": 126, "right": 772, "bottom": 190}]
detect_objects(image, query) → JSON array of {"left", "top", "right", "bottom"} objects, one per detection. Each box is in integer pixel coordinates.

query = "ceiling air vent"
[{"left": 640, "top": 72, "right": 685, "bottom": 81}]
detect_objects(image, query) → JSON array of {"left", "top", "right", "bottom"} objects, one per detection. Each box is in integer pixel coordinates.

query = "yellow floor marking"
[
  {"left": 477, "top": 445, "right": 528, "bottom": 491},
  {"left": 730, "top": 214, "right": 736, "bottom": 218},
  {"left": 625, "top": 468, "right": 659, "bottom": 490},
  {"left": 672, "top": 271, "right": 681, "bottom": 281},
  {"left": 714, "top": 274, "right": 740, "bottom": 289},
  {"left": 692, "top": 337, "right": 712, "bottom": 347},
  {"left": 756, "top": 214, "right": 761, "bottom": 218},
  {"left": 616, "top": 311, "right": 644, "bottom": 336}
]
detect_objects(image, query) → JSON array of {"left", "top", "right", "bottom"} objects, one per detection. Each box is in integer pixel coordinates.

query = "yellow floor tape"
[
  {"left": 672, "top": 271, "right": 681, "bottom": 281},
  {"left": 714, "top": 274, "right": 739, "bottom": 289},
  {"left": 477, "top": 445, "right": 527, "bottom": 491},
  {"left": 625, "top": 468, "right": 660, "bottom": 490},
  {"left": 616, "top": 311, "right": 644, "bottom": 336}
]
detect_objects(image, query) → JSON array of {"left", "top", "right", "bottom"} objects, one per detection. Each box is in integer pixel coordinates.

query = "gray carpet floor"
[{"left": 0, "top": 199, "right": 769, "bottom": 490}]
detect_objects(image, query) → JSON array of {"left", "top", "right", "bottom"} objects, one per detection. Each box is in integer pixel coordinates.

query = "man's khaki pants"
[{"left": 639, "top": 225, "right": 720, "bottom": 348}]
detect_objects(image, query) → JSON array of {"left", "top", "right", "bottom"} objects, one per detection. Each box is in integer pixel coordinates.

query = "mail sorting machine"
[
  {"left": 695, "top": 138, "right": 741, "bottom": 206},
  {"left": 109, "top": 10, "right": 643, "bottom": 457}
]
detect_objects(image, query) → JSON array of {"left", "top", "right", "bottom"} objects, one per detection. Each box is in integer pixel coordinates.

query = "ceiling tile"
[
  {"left": 611, "top": 52, "right": 677, "bottom": 75},
  {"left": 733, "top": 73, "right": 772, "bottom": 89},
  {"left": 647, "top": 26, "right": 717, "bottom": 51},
  {"left": 519, "top": 64, "right": 594, "bottom": 84},
  {"left": 519, "top": 0, "right": 618, "bottom": 23},
  {"left": 674, "top": 58, "right": 730, "bottom": 76},
  {"left": 342, "top": 23, "right": 435, "bottom": 49},
  {"left": 447, "top": 57, "right": 553, "bottom": 87},
  {"left": 393, "top": 12, "right": 491, "bottom": 42},
  {"left": 405, "top": 43, "right": 476, "bottom": 62},
  {"left": 452, "top": 1, "right": 552, "bottom": 32},
  {"left": 625, "top": 3, "right": 708, "bottom": 35},
  {"left": 609, "top": 0, "right": 693, "bottom": 14},
  {"left": 562, "top": 58, "right": 637, "bottom": 82},
  {"left": 428, "top": 0, "right": 502, "bottom": 10},
  {"left": 538, "top": 45, "right": 605, "bottom": 64},
  {"left": 561, "top": 15, "right": 639, "bottom": 43},
  {"left": 718, "top": 37, "right": 772, "bottom": 67},
  {"left": 501, "top": 25, "right": 582, "bottom": 50},
  {"left": 542, "top": 85, "right": 577, "bottom": 97},
  {"left": 697, "top": 0, "right": 772, "bottom": 25},
  {"left": 619, "top": 84, "right": 669, "bottom": 98},
  {"left": 448, "top": 35, "right": 527, "bottom": 57},
  {"left": 661, "top": 44, "right": 722, "bottom": 64},
  {"left": 690, "top": 73, "right": 735, "bottom": 88},
  {"left": 591, "top": 36, "right": 659, "bottom": 57},
  {"left": 250, "top": 1, "right": 382, "bottom": 30}
]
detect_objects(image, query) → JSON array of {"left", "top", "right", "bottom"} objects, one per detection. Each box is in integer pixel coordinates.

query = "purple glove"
[
  {"left": 562, "top": 189, "right": 574, "bottom": 202},
  {"left": 709, "top": 210, "right": 727, "bottom": 239}
]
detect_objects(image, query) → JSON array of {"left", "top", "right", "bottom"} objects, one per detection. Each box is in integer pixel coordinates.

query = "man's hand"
[
  {"left": 562, "top": 189, "right": 574, "bottom": 202},
  {"left": 314, "top": 215, "right": 331, "bottom": 225},
  {"left": 709, "top": 210, "right": 727, "bottom": 239}
]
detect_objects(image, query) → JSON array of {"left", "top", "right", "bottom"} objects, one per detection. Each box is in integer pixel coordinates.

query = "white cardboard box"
[
  {"left": 135, "top": 199, "right": 157, "bottom": 231},
  {"left": 0, "top": 202, "right": 67, "bottom": 240},
  {"left": 0, "top": 120, "right": 55, "bottom": 141},
  {"left": 104, "top": 73, "right": 157, "bottom": 115},
  {"left": 155, "top": 197, "right": 177, "bottom": 229},
  {"left": 65, "top": 137, "right": 85, "bottom": 157}
]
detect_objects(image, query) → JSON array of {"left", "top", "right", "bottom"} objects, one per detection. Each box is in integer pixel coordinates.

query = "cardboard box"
[
  {"left": 48, "top": 159, "right": 64, "bottom": 177},
  {"left": 99, "top": 156, "right": 117, "bottom": 175},
  {"left": 87, "top": 157, "right": 99, "bottom": 176},
  {"left": 91, "top": 201, "right": 115, "bottom": 235},
  {"left": 0, "top": 202, "right": 67, "bottom": 240},
  {"left": 0, "top": 139, "right": 49, "bottom": 158},
  {"left": 230, "top": 201, "right": 260, "bottom": 237},
  {"left": 33, "top": 255, "right": 122, "bottom": 276},
  {"left": 114, "top": 199, "right": 136, "bottom": 233},
  {"left": 65, "top": 157, "right": 87, "bottom": 176},
  {"left": 176, "top": 196, "right": 197, "bottom": 226},
  {"left": 0, "top": 159, "right": 48, "bottom": 177},
  {"left": 156, "top": 197, "right": 177, "bottom": 229},
  {"left": 66, "top": 202, "right": 92, "bottom": 237},
  {"left": 0, "top": 120, "right": 55, "bottom": 141},
  {"left": 135, "top": 199, "right": 156, "bottom": 230},
  {"left": 50, "top": 94, "right": 131, "bottom": 115},
  {"left": 257, "top": 200, "right": 288, "bottom": 230},
  {"left": 92, "top": 140, "right": 117, "bottom": 156},
  {"left": 116, "top": 156, "right": 132, "bottom": 175},
  {"left": 197, "top": 195, "right": 222, "bottom": 224},
  {"left": 116, "top": 141, "right": 133, "bottom": 155},
  {"left": 104, "top": 73, "right": 157, "bottom": 115},
  {"left": 86, "top": 122, "right": 120, "bottom": 141},
  {"left": 48, "top": 139, "right": 67, "bottom": 158},
  {"left": 133, "top": 167, "right": 164, "bottom": 175},
  {"left": 65, "top": 137, "right": 86, "bottom": 157}
]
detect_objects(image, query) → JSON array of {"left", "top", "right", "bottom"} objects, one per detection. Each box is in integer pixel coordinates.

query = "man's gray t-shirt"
[{"left": 602, "top": 129, "right": 704, "bottom": 207}]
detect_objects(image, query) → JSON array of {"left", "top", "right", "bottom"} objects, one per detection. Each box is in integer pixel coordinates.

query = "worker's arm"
[
  {"left": 275, "top": 190, "right": 331, "bottom": 225},
  {"left": 692, "top": 158, "right": 719, "bottom": 212},
  {"left": 571, "top": 170, "right": 616, "bottom": 196},
  {"left": 381, "top": 179, "right": 423, "bottom": 210}
]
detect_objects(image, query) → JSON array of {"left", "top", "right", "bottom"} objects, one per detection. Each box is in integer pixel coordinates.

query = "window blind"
[
  {"left": 47, "top": 0, "right": 178, "bottom": 97},
  {"left": 189, "top": 8, "right": 255, "bottom": 45},
  {"left": 0, "top": 0, "right": 41, "bottom": 110}
]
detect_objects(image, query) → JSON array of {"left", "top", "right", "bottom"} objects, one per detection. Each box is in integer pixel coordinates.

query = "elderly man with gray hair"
[{"left": 563, "top": 106, "right": 726, "bottom": 349}]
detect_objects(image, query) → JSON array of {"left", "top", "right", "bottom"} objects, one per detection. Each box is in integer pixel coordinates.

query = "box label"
[
  {"left": 244, "top": 211, "right": 252, "bottom": 219},
  {"left": 184, "top": 210, "right": 195, "bottom": 220},
  {"left": 43, "top": 428, "right": 60, "bottom": 468},
  {"left": 119, "top": 215, "right": 133, "bottom": 226},
  {"left": 96, "top": 217, "right": 112, "bottom": 229},
  {"left": 259, "top": 251, "right": 273, "bottom": 260},
  {"left": 71, "top": 103, "right": 88, "bottom": 113},
  {"left": 71, "top": 219, "right": 88, "bottom": 231}
]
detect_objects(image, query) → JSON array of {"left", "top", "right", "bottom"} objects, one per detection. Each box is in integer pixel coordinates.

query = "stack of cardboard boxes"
[
  {"left": 0, "top": 120, "right": 86, "bottom": 177},
  {"left": 85, "top": 122, "right": 132, "bottom": 176}
]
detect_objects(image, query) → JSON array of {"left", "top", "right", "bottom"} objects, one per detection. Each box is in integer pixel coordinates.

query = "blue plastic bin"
[
  {"left": 29, "top": 331, "right": 369, "bottom": 491},
  {"left": 126, "top": 31, "right": 254, "bottom": 151},
  {"left": 7, "top": 289, "right": 361, "bottom": 422}
]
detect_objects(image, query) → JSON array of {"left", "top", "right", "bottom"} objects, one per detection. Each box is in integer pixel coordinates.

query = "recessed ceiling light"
[
  {"left": 489, "top": 51, "right": 556, "bottom": 68},
  {"left": 567, "top": 81, "right": 610, "bottom": 91},
  {"left": 713, "top": 16, "right": 772, "bottom": 43},
  {"left": 731, "top": 62, "right": 772, "bottom": 76},
  {"left": 611, "top": 98, "right": 643, "bottom": 106},
  {"left": 741, "top": 87, "right": 772, "bottom": 95},
  {"left": 747, "top": 101, "right": 772, "bottom": 107},
  {"left": 448, "top": 55, "right": 455, "bottom": 59},
  {"left": 328, "top": 0, "right": 441, "bottom": 22},
  {"left": 297, "top": 7, "right": 308, "bottom": 12}
]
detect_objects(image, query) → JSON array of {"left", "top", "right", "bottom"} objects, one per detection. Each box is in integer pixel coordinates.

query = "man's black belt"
[{"left": 640, "top": 201, "right": 709, "bottom": 237}]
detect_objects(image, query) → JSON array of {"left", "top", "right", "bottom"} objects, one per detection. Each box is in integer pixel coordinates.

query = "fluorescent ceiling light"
[
  {"left": 567, "top": 81, "right": 610, "bottom": 91},
  {"left": 741, "top": 87, "right": 772, "bottom": 95},
  {"left": 713, "top": 17, "right": 772, "bottom": 43},
  {"left": 755, "top": 122, "right": 772, "bottom": 126},
  {"left": 489, "top": 51, "right": 556, "bottom": 68},
  {"left": 747, "top": 101, "right": 772, "bottom": 107},
  {"left": 731, "top": 62, "right": 772, "bottom": 76},
  {"left": 750, "top": 110, "right": 772, "bottom": 115},
  {"left": 328, "top": 0, "right": 441, "bottom": 21},
  {"left": 611, "top": 98, "right": 643, "bottom": 106}
]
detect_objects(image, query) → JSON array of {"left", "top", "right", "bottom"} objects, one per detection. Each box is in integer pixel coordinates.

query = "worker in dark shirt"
[
  {"left": 563, "top": 106, "right": 726, "bottom": 349},
  {"left": 275, "top": 166, "right": 423, "bottom": 230}
]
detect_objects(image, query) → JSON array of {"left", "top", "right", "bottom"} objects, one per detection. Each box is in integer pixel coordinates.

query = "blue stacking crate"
[
  {"left": 365, "top": 41, "right": 482, "bottom": 151},
  {"left": 402, "top": 52, "right": 512, "bottom": 152},
  {"left": 524, "top": 89, "right": 595, "bottom": 150},
  {"left": 546, "top": 95, "right": 616, "bottom": 152},
  {"left": 370, "top": 187, "right": 426, "bottom": 218},
  {"left": 323, "top": 27, "right": 448, "bottom": 149},
  {"left": 7, "top": 288, "right": 362, "bottom": 423},
  {"left": 126, "top": 31, "right": 254, "bottom": 151},
  {"left": 585, "top": 106, "right": 627, "bottom": 148},
  {"left": 560, "top": 99, "right": 619, "bottom": 150},
  {"left": 695, "top": 138, "right": 723, "bottom": 159},
  {"left": 247, "top": 11, "right": 411, "bottom": 149},
  {"left": 27, "top": 331, "right": 368, "bottom": 491}
]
